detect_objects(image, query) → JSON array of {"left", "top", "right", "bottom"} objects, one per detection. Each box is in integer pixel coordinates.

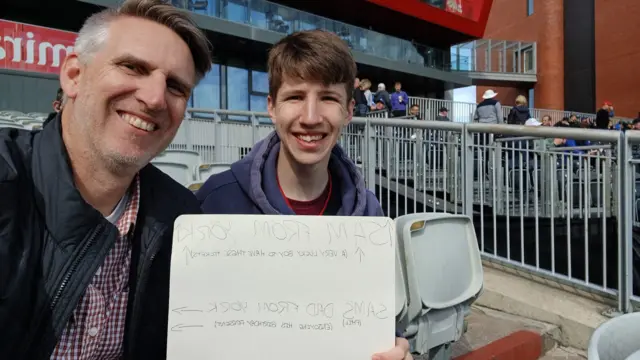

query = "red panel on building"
[
  {"left": 0, "top": 19, "right": 77, "bottom": 75},
  {"left": 366, "top": 0, "right": 493, "bottom": 38}
]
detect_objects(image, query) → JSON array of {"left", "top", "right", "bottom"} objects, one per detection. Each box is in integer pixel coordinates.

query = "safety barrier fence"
[{"left": 169, "top": 109, "right": 639, "bottom": 314}]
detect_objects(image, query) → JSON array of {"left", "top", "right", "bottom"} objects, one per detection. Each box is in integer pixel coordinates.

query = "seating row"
[{"left": 151, "top": 149, "right": 231, "bottom": 191}]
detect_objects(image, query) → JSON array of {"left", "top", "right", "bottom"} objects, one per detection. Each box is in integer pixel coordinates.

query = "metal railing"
[
  {"left": 406, "top": 96, "right": 631, "bottom": 124},
  {"left": 169, "top": 108, "right": 639, "bottom": 314}
]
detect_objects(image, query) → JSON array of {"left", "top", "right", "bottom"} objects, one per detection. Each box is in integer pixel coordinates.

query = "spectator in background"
[
  {"left": 436, "top": 106, "right": 450, "bottom": 121},
  {"left": 360, "top": 78, "right": 375, "bottom": 111},
  {"left": 43, "top": 88, "right": 64, "bottom": 126},
  {"left": 580, "top": 117, "right": 594, "bottom": 129},
  {"left": 474, "top": 89, "right": 502, "bottom": 124},
  {"left": 596, "top": 101, "right": 612, "bottom": 129},
  {"left": 374, "top": 83, "right": 391, "bottom": 112},
  {"left": 409, "top": 104, "right": 422, "bottom": 120},
  {"left": 606, "top": 101, "right": 615, "bottom": 117},
  {"left": 390, "top": 81, "right": 409, "bottom": 117},
  {"left": 541, "top": 114, "right": 552, "bottom": 126},
  {"left": 353, "top": 80, "right": 369, "bottom": 116},
  {"left": 507, "top": 95, "right": 530, "bottom": 125}
]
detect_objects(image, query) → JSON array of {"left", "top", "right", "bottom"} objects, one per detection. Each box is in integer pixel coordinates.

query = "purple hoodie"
[{"left": 196, "top": 131, "right": 383, "bottom": 216}]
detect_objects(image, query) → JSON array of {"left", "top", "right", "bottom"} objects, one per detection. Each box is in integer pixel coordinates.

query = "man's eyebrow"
[{"left": 112, "top": 53, "right": 194, "bottom": 91}]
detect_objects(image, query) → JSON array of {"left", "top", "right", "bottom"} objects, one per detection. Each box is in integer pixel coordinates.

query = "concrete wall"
[
  {"left": 595, "top": 0, "right": 640, "bottom": 118},
  {"left": 0, "top": 71, "right": 59, "bottom": 113},
  {"left": 479, "top": 0, "right": 564, "bottom": 110}
]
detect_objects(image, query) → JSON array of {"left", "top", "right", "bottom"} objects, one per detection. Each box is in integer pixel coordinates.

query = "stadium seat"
[
  {"left": 394, "top": 213, "right": 483, "bottom": 358},
  {"left": 199, "top": 163, "right": 231, "bottom": 180},
  {"left": 152, "top": 149, "right": 201, "bottom": 182},
  {"left": 588, "top": 312, "right": 640, "bottom": 360},
  {"left": 152, "top": 161, "right": 192, "bottom": 186},
  {"left": 395, "top": 244, "right": 409, "bottom": 331}
]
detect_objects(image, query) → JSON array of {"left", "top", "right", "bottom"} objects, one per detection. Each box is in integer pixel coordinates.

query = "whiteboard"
[{"left": 167, "top": 214, "right": 396, "bottom": 360}]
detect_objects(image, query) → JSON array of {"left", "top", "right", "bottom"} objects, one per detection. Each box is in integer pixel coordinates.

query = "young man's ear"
[
  {"left": 59, "top": 53, "right": 83, "bottom": 101},
  {"left": 344, "top": 98, "right": 355, "bottom": 125},
  {"left": 267, "top": 95, "right": 276, "bottom": 125}
]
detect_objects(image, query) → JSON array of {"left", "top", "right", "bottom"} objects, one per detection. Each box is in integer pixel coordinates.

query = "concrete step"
[
  {"left": 446, "top": 305, "right": 559, "bottom": 360},
  {"left": 539, "top": 345, "right": 587, "bottom": 359},
  {"left": 476, "top": 264, "right": 610, "bottom": 350}
]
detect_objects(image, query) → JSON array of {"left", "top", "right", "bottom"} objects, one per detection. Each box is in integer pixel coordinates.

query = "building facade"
[
  {"left": 477, "top": 0, "right": 639, "bottom": 118},
  {"left": 3, "top": 0, "right": 524, "bottom": 115}
]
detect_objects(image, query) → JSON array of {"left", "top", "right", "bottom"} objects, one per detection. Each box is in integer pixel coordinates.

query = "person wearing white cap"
[
  {"left": 525, "top": 118, "right": 542, "bottom": 126},
  {"left": 474, "top": 89, "right": 503, "bottom": 125},
  {"left": 474, "top": 89, "right": 503, "bottom": 177}
]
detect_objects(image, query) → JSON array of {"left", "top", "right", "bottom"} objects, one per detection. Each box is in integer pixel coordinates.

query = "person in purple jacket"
[
  {"left": 196, "top": 29, "right": 412, "bottom": 360},
  {"left": 390, "top": 81, "right": 409, "bottom": 117}
]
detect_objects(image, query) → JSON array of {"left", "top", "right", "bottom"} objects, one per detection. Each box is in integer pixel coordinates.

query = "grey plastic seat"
[
  {"left": 153, "top": 149, "right": 201, "bottom": 182},
  {"left": 588, "top": 312, "right": 640, "bottom": 360},
  {"left": 198, "top": 163, "right": 231, "bottom": 181},
  {"left": 395, "top": 243, "right": 409, "bottom": 330},
  {"left": 152, "top": 161, "right": 191, "bottom": 186},
  {"left": 395, "top": 213, "right": 483, "bottom": 359}
]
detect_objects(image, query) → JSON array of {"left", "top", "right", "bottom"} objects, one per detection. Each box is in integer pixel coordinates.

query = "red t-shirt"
[{"left": 279, "top": 175, "right": 333, "bottom": 215}]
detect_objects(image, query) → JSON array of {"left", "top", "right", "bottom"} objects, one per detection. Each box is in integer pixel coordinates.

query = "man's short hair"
[
  {"left": 267, "top": 29, "right": 357, "bottom": 104},
  {"left": 76, "top": 0, "right": 212, "bottom": 81}
]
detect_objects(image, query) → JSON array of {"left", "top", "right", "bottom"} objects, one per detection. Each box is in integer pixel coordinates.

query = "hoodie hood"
[{"left": 230, "top": 131, "right": 380, "bottom": 216}]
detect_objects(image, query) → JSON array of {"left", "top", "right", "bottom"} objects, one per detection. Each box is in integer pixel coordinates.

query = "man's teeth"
[
  {"left": 297, "top": 134, "right": 323, "bottom": 142},
  {"left": 121, "top": 113, "right": 156, "bottom": 132}
]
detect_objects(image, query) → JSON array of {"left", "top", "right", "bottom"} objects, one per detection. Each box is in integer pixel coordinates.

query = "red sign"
[
  {"left": 366, "top": 0, "right": 493, "bottom": 38},
  {"left": 0, "top": 19, "right": 77, "bottom": 75}
]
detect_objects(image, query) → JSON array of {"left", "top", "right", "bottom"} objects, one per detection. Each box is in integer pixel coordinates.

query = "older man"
[{"left": 0, "top": 0, "right": 212, "bottom": 358}]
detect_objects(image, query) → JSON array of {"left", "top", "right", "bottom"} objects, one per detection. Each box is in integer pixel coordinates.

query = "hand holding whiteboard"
[{"left": 167, "top": 215, "right": 396, "bottom": 360}]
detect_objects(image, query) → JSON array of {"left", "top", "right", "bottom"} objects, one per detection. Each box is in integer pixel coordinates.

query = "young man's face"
[{"left": 268, "top": 77, "right": 354, "bottom": 167}]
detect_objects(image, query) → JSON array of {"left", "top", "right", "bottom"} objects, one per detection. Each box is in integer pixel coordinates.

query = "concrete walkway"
[{"left": 438, "top": 265, "right": 609, "bottom": 360}]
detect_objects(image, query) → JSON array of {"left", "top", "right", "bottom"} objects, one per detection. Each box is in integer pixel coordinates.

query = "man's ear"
[
  {"left": 59, "top": 53, "right": 83, "bottom": 101},
  {"left": 267, "top": 95, "right": 276, "bottom": 125}
]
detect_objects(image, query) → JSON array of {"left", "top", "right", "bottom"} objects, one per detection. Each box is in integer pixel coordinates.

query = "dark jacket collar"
[
  {"left": 32, "top": 113, "right": 105, "bottom": 247},
  {"left": 31, "top": 114, "right": 200, "bottom": 249}
]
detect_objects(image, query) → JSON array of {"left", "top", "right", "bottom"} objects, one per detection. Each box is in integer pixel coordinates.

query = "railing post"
[
  {"left": 617, "top": 131, "right": 633, "bottom": 313},
  {"left": 364, "top": 118, "right": 376, "bottom": 193},
  {"left": 462, "top": 125, "right": 474, "bottom": 217},
  {"left": 213, "top": 113, "right": 223, "bottom": 163},
  {"left": 250, "top": 114, "right": 260, "bottom": 144}
]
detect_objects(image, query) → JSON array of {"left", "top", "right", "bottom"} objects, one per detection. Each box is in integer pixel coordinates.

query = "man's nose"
[
  {"left": 136, "top": 73, "right": 168, "bottom": 111},
  {"left": 300, "top": 98, "right": 322, "bottom": 125}
]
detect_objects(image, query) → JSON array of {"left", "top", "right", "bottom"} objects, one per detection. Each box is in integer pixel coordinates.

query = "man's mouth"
[
  {"left": 118, "top": 111, "right": 157, "bottom": 132},
  {"left": 294, "top": 133, "right": 326, "bottom": 143}
]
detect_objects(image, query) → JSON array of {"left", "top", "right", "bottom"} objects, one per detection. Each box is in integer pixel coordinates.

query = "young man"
[
  {"left": 196, "top": 29, "right": 410, "bottom": 360},
  {"left": 0, "top": 0, "right": 212, "bottom": 358},
  {"left": 197, "top": 30, "right": 382, "bottom": 218}
]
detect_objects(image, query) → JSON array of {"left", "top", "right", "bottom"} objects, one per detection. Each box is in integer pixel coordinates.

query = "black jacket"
[{"left": 0, "top": 115, "right": 201, "bottom": 359}]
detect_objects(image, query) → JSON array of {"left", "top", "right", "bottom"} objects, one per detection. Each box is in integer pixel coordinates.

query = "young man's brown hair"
[{"left": 267, "top": 29, "right": 357, "bottom": 104}]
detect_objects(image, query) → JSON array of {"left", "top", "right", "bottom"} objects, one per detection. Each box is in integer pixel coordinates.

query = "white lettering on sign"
[{"left": 0, "top": 19, "right": 77, "bottom": 75}]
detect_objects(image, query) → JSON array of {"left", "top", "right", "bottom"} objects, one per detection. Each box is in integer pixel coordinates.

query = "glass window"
[
  {"left": 225, "top": 0, "right": 248, "bottom": 23},
  {"left": 191, "top": 64, "right": 221, "bottom": 117},
  {"left": 250, "top": 94, "right": 267, "bottom": 112},
  {"left": 251, "top": 70, "right": 269, "bottom": 94},
  {"left": 227, "top": 66, "right": 249, "bottom": 120},
  {"left": 527, "top": 0, "right": 534, "bottom": 16},
  {"left": 250, "top": 95, "right": 272, "bottom": 124}
]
